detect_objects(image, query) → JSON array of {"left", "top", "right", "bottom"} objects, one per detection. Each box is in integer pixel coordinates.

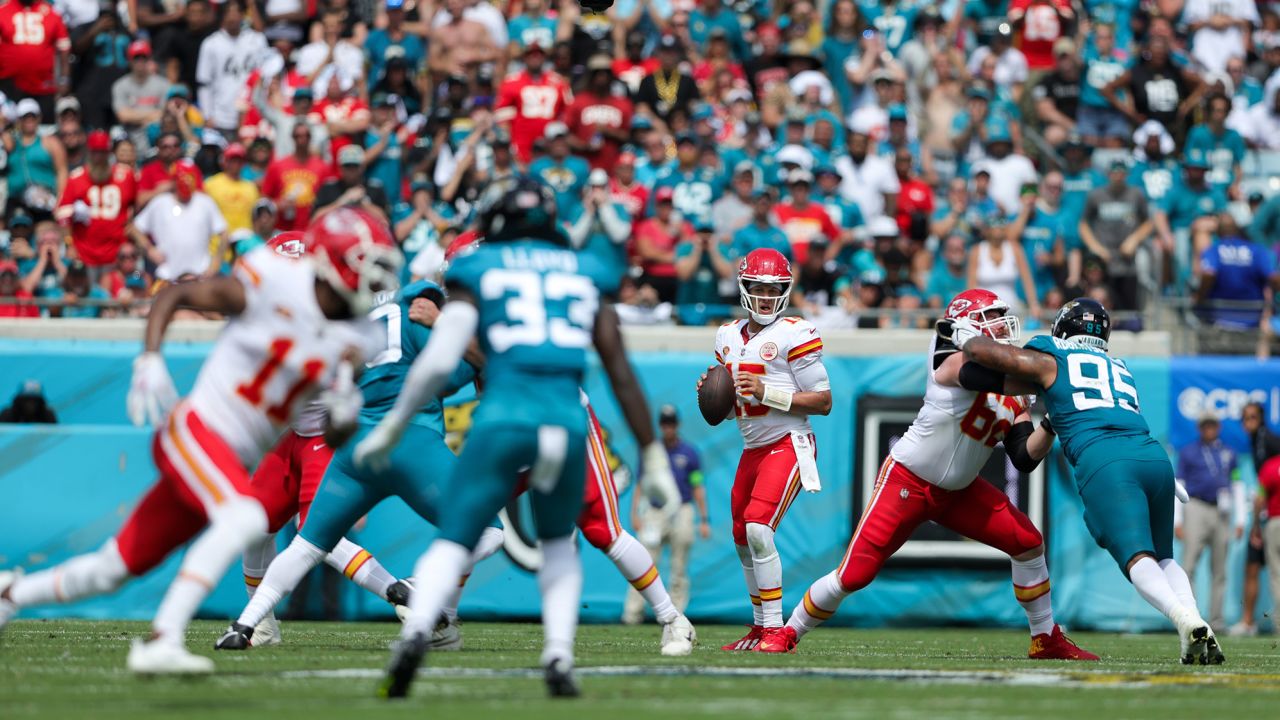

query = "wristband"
[
  {"left": 1040, "top": 417, "right": 1055, "bottom": 435},
  {"left": 762, "top": 385, "right": 793, "bottom": 412}
]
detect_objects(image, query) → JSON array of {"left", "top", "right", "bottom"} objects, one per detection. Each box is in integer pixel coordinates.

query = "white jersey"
[
  {"left": 714, "top": 317, "right": 829, "bottom": 449},
  {"left": 196, "top": 28, "right": 268, "bottom": 130},
  {"left": 889, "top": 336, "right": 1031, "bottom": 490},
  {"left": 186, "top": 247, "right": 381, "bottom": 465}
]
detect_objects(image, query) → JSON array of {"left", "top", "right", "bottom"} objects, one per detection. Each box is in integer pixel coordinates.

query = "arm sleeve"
[
  {"left": 598, "top": 203, "right": 632, "bottom": 244},
  {"left": 1003, "top": 421, "right": 1043, "bottom": 473},
  {"left": 958, "top": 361, "right": 1008, "bottom": 393}
]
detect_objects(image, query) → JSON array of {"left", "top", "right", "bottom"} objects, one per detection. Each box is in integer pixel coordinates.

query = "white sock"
[
  {"left": 1158, "top": 559, "right": 1200, "bottom": 617},
  {"left": 155, "top": 500, "right": 267, "bottom": 642},
  {"left": 242, "top": 533, "right": 278, "bottom": 597},
  {"left": 1129, "top": 556, "right": 1186, "bottom": 621},
  {"left": 237, "top": 535, "right": 327, "bottom": 628},
  {"left": 736, "top": 543, "right": 764, "bottom": 626},
  {"left": 9, "top": 540, "right": 129, "bottom": 607},
  {"left": 443, "top": 526, "right": 505, "bottom": 623},
  {"left": 786, "top": 570, "right": 848, "bottom": 639},
  {"left": 538, "top": 535, "right": 581, "bottom": 669},
  {"left": 746, "top": 524, "right": 783, "bottom": 628},
  {"left": 402, "top": 540, "right": 471, "bottom": 639},
  {"left": 324, "top": 537, "right": 395, "bottom": 600},
  {"left": 1010, "top": 554, "right": 1055, "bottom": 636},
  {"left": 607, "top": 532, "right": 678, "bottom": 625}
]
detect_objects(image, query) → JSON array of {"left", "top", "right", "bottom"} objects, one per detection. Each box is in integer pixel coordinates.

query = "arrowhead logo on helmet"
[
  {"left": 267, "top": 231, "right": 307, "bottom": 260},
  {"left": 305, "top": 207, "right": 404, "bottom": 316},
  {"left": 738, "top": 248, "right": 793, "bottom": 325},
  {"left": 944, "top": 288, "right": 1021, "bottom": 344}
]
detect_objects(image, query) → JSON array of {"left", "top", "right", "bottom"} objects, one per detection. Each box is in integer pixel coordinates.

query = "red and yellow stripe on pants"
[
  {"left": 577, "top": 403, "right": 625, "bottom": 549},
  {"left": 343, "top": 549, "right": 373, "bottom": 580}
]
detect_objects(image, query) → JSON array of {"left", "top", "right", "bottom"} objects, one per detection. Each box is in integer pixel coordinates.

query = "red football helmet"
[
  {"left": 267, "top": 231, "right": 306, "bottom": 260},
  {"left": 944, "top": 288, "right": 1020, "bottom": 343},
  {"left": 444, "top": 230, "right": 483, "bottom": 264},
  {"left": 738, "top": 248, "right": 793, "bottom": 325},
  {"left": 305, "top": 207, "right": 402, "bottom": 315}
]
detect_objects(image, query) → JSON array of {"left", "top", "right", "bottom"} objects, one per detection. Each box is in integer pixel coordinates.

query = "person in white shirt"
[
  {"left": 971, "top": 126, "right": 1038, "bottom": 216},
  {"left": 1242, "top": 84, "right": 1280, "bottom": 149},
  {"left": 196, "top": 0, "right": 268, "bottom": 135},
  {"left": 130, "top": 162, "right": 228, "bottom": 281},
  {"left": 295, "top": 8, "right": 365, "bottom": 89},
  {"left": 1184, "top": 0, "right": 1259, "bottom": 75},
  {"left": 967, "top": 24, "right": 1029, "bottom": 94},
  {"left": 835, "top": 130, "right": 900, "bottom": 221}
]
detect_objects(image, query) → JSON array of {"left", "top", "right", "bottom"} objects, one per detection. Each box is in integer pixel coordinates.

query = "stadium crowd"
[{"left": 0, "top": 0, "right": 1278, "bottom": 337}]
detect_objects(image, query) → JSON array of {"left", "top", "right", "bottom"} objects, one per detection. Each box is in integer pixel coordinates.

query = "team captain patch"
[{"left": 760, "top": 342, "right": 779, "bottom": 361}]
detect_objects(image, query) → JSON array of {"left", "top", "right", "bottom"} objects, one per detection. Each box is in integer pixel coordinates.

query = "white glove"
[
  {"left": 949, "top": 317, "right": 982, "bottom": 350},
  {"left": 71, "top": 200, "right": 91, "bottom": 224},
  {"left": 126, "top": 352, "right": 178, "bottom": 427},
  {"left": 641, "top": 441, "right": 682, "bottom": 516},
  {"left": 320, "top": 361, "right": 362, "bottom": 431},
  {"left": 353, "top": 417, "right": 405, "bottom": 472}
]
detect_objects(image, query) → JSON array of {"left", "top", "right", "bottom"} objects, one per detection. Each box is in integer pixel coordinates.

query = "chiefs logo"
[
  {"left": 760, "top": 342, "right": 779, "bottom": 361},
  {"left": 947, "top": 298, "right": 973, "bottom": 317}
]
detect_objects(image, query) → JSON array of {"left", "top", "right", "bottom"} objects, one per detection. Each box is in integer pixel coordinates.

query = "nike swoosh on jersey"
[{"left": 313, "top": 444, "right": 325, "bottom": 451}]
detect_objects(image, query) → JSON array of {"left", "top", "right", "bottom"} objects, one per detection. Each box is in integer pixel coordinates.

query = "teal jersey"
[
  {"left": 446, "top": 240, "right": 616, "bottom": 427},
  {"left": 529, "top": 155, "right": 591, "bottom": 218},
  {"left": 651, "top": 166, "right": 722, "bottom": 226},
  {"left": 1061, "top": 167, "right": 1105, "bottom": 225},
  {"left": 1020, "top": 204, "right": 1066, "bottom": 296},
  {"left": 361, "top": 282, "right": 477, "bottom": 433},
  {"left": 507, "top": 14, "right": 557, "bottom": 52},
  {"left": 1184, "top": 124, "right": 1247, "bottom": 191},
  {"left": 1025, "top": 334, "right": 1161, "bottom": 483},
  {"left": 1159, "top": 179, "right": 1228, "bottom": 231},
  {"left": 1127, "top": 159, "right": 1177, "bottom": 203},
  {"left": 858, "top": 0, "right": 919, "bottom": 54}
]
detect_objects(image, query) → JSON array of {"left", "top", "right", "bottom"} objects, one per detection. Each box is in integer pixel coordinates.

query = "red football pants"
[
  {"left": 250, "top": 430, "right": 335, "bottom": 532},
  {"left": 114, "top": 403, "right": 257, "bottom": 575},
  {"left": 730, "top": 434, "right": 811, "bottom": 545},
  {"left": 835, "top": 457, "right": 1043, "bottom": 591}
]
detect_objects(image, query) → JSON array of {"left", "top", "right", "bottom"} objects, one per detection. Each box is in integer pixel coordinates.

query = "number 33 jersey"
[
  {"left": 445, "top": 239, "right": 617, "bottom": 428},
  {"left": 188, "top": 247, "right": 383, "bottom": 465},
  {"left": 890, "top": 336, "right": 1032, "bottom": 490},
  {"left": 714, "top": 317, "right": 829, "bottom": 450}
]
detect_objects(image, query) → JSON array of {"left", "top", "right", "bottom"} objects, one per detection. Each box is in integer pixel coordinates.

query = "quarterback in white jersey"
[
  {"left": 699, "top": 248, "right": 831, "bottom": 653},
  {"left": 780, "top": 289, "right": 1098, "bottom": 660},
  {"left": 0, "top": 208, "right": 400, "bottom": 675}
]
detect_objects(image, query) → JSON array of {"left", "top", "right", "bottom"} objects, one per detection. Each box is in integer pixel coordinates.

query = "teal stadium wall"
[{"left": 1, "top": 339, "right": 1276, "bottom": 632}]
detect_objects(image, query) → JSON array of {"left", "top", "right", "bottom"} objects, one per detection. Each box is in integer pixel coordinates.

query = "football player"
[
  {"left": 947, "top": 298, "right": 1224, "bottom": 665},
  {"left": 356, "top": 174, "right": 681, "bottom": 698},
  {"left": 779, "top": 290, "right": 1097, "bottom": 660},
  {"left": 698, "top": 248, "right": 832, "bottom": 653},
  {"left": 0, "top": 208, "right": 399, "bottom": 674}
]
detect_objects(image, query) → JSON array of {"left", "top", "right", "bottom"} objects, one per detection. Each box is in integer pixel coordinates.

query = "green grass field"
[{"left": 3, "top": 620, "right": 1279, "bottom": 719}]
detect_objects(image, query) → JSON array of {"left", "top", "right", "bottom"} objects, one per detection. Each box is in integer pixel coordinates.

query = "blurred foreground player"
[
  {"left": 780, "top": 290, "right": 1096, "bottom": 660},
  {"left": 356, "top": 175, "right": 681, "bottom": 698},
  {"left": 0, "top": 208, "right": 399, "bottom": 673}
]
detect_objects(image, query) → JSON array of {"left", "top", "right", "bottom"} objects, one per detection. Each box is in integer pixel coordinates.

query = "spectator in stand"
[
  {"left": 566, "top": 169, "right": 632, "bottom": 285},
  {"left": 57, "top": 112, "right": 86, "bottom": 172},
  {"left": 0, "top": 0, "right": 70, "bottom": 122},
  {"left": 261, "top": 122, "right": 331, "bottom": 231},
  {"left": 231, "top": 198, "right": 278, "bottom": 257},
  {"left": 836, "top": 128, "right": 899, "bottom": 224},
  {"left": 99, "top": 243, "right": 153, "bottom": 303},
  {"left": 397, "top": 181, "right": 456, "bottom": 282},
  {"left": 673, "top": 217, "right": 736, "bottom": 325},
  {"left": 1241, "top": 85, "right": 1280, "bottom": 150},
  {"left": 130, "top": 160, "right": 227, "bottom": 283},
  {"left": 506, "top": 0, "right": 556, "bottom": 55},
  {"left": 495, "top": 41, "right": 571, "bottom": 164},
  {"left": 893, "top": 147, "right": 934, "bottom": 241},
  {"left": 1176, "top": 413, "right": 1245, "bottom": 630},
  {"left": 967, "top": 23, "right": 1028, "bottom": 103},
  {"left": 54, "top": 130, "right": 136, "bottom": 281},
  {"left": 972, "top": 123, "right": 1037, "bottom": 216},
  {"left": 634, "top": 186, "right": 690, "bottom": 304},
  {"left": 652, "top": 133, "right": 721, "bottom": 229},
  {"left": 1058, "top": 134, "right": 1104, "bottom": 230},
  {"left": 70, "top": 7, "right": 131, "bottom": 130},
  {"left": 1185, "top": 93, "right": 1246, "bottom": 196},
  {"left": 315, "top": 72, "right": 370, "bottom": 171},
  {"left": 968, "top": 214, "right": 1041, "bottom": 316},
  {"left": 925, "top": 233, "right": 971, "bottom": 309},
  {"left": 1008, "top": 0, "right": 1073, "bottom": 74},
  {"left": 46, "top": 259, "right": 110, "bottom": 318},
  {"left": 1013, "top": 170, "right": 1072, "bottom": 306},
  {"left": 313, "top": 145, "right": 389, "bottom": 222},
  {"left": 813, "top": 164, "right": 863, "bottom": 254},
  {"left": 566, "top": 55, "right": 634, "bottom": 172},
  {"left": 1103, "top": 34, "right": 1203, "bottom": 141},
  {"left": 363, "top": 93, "right": 407, "bottom": 208},
  {"left": 203, "top": 143, "right": 258, "bottom": 236},
  {"left": 607, "top": 151, "right": 647, "bottom": 223},
  {"left": 1184, "top": 0, "right": 1260, "bottom": 75},
  {"left": 930, "top": 176, "right": 984, "bottom": 243},
  {"left": 1080, "top": 159, "right": 1151, "bottom": 312},
  {"left": 773, "top": 168, "right": 839, "bottom": 265},
  {"left": 1077, "top": 23, "right": 1129, "bottom": 149},
  {"left": 1194, "top": 210, "right": 1278, "bottom": 331},
  {"left": 112, "top": 40, "right": 170, "bottom": 153},
  {"left": 254, "top": 82, "right": 327, "bottom": 160},
  {"left": 529, "top": 122, "right": 590, "bottom": 219},
  {"left": 195, "top": 0, "right": 265, "bottom": 140},
  {"left": 710, "top": 162, "right": 756, "bottom": 244},
  {"left": 1032, "top": 38, "right": 1082, "bottom": 147},
  {"left": 20, "top": 222, "right": 69, "bottom": 298},
  {"left": 792, "top": 237, "right": 846, "bottom": 322},
  {"left": 137, "top": 131, "right": 196, "bottom": 208},
  {"left": 732, "top": 188, "right": 793, "bottom": 263},
  {"left": 0, "top": 261, "right": 38, "bottom": 318},
  {"left": 366, "top": 0, "right": 424, "bottom": 89},
  {"left": 5, "top": 99, "right": 67, "bottom": 221},
  {"left": 636, "top": 35, "right": 700, "bottom": 132},
  {"left": 296, "top": 7, "right": 365, "bottom": 90},
  {"left": 0, "top": 380, "right": 56, "bottom": 421},
  {"left": 1129, "top": 121, "right": 1179, "bottom": 204},
  {"left": 1154, "top": 149, "right": 1229, "bottom": 282},
  {"left": 154, "top": 0, "right": 216, "bottom": 93}
]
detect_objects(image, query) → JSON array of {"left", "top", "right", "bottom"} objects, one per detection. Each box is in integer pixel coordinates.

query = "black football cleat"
[
  {"left": 544, "top": 658, "right": 580, "bottom": 698},
  {"left": 214, "top": 622, "right": 254, "bottom": 650},
  {"left": 378, "top": 633, "right": 428, "bottom": 700},
  {"left": 1204, "top": 633, "right": 1226, "bottom": 665},
  {"left": 385, "top": 579, "right": 414, "bottom": 607}
]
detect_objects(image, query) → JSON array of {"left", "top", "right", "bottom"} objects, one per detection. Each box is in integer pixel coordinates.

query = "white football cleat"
[
  {"left": 428, "top": 618, "right": 463, "bottom": 651},
  {"left": 127, "top": 638, "right": 215, "bottom": 675},
  {"left": 1172, "top": 606, "right": 1210, "bottom": 665},
  {"left": 253, "top": 613, "right": 282, "bottom": 647},
  {"left": 660, "top": 614, "right": 696, "bottom": 657},
  {"left": 0, "top": 570, "right": 19, "bottom": 633}
]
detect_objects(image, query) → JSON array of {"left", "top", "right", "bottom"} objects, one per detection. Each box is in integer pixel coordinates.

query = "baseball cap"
[
  {"left": 966, "top": 86, "right": 992, "bottom": 101},
  {"left": 253, "top": 197, "right": 278, "bottom": 216},
  {"left": 733, "top": 160, "right": 757, "bottom": 176},
  {"left": 338, "top": 145, "right": 366, "bottom": 166},
  {"left": 544, "top": 121, "right": 569, "bottom": 139},
  {"left": 814, "top": 163, "right": 841, "bottom": 179},
  {"left": 56, "top": 96, "right": 80, "bottom": 116},
  {"left": 292, "top": 86, "right": 314, "bottom": 101},
  {"left": 14, "top": 380, "right": 43, "bottom": 398},
  {"left": 0, "top": 261, "right": 20, "bottom": 276},
  {"left": 386, "top": 0, "right": 405, "bottom": 8},
  {"left": 370, "top": 92, "right": 393, "bottom": 108},
  {"left": 887, "top": 103, "right": 908, "bottom": 122},
  {"left": 658, "top": 404, "right": 679, "bottom": 424},
  {"left": 655, "top": 186, "right": 675, "bottom": 203},
  {"left": 524, "top": 40, "right": 547, "bottom": 54},
  {"left": 870, "top": 69, "right": 898, "bottom": 85},
  {"left": 787, "top": 168, "right": 814, "bottom": 185},
  {"left": 631, "top": 115, "right": 653, "bottom": 130},
  {"left": 674, "top": 131, "right": 700, "bottom": 146},
  {"left": 1108, "top": 157, "right": 1128, "bottom": 172},
  {"left": 15, "top": 98, "right": 40, "bottom": 119},
  {"left": 618, "top": 151, "right": 637, "bottom": 166},
  {"left": 1198, "top": 412, "right": 1220, "bottom": 427},
  {"left": 658, "top": 34, "right": 681, "bottom": 52},
  {"left": 1184, "top": 148, "right": 1209, "bottom": 168},
  {"left": 775, "top": 143, "right": 814, "bottom": 170},
  {"left": 86, "top": 130, "right": 111, "bottom": 152},
  {"left": 868, "top": 215, "right": 900, "bottom": 238},
  {"left": 10, "top": 213, "right": 34, "bottom": 229},
  {"left": 691, "top": 103, "right": 715, "bottom": 121},
  {"left": 410, "top": 178, "right": 436, "bottom": 195},
  {"left": 127, "top": 39, "right": 152, "bottom": 59},
  {"left": 264, "top": 22, "right": 303, "bottom": 43},
  {"left": 1054, "top": 37, "right": 1077, "bottom": 57},
  {"left": 757, "top": 23, "right": 781, "bottom": 40},
  {"left": 693, "top": 218, "right": 715, "bottom": 233},
  {"left": 587, "top": 54, "right": 613, "bottom": 72},
  {"left": 166, "top": 85, "right": 191, "bottom": 100},
  {"left": 223, "top": 142, "right": 247, "bottom": 160},
  {"left": 588, "top": 168, "right": 609, "bottom": 186}
]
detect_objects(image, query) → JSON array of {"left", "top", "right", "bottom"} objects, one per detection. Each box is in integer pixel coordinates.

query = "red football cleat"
[
  {"left": 721, "top": 625, "right": 765, "bottom": 651},
  {"left": 755, "top": 626, "right": 797, "bottom": 654},
  {"left": 1028, "top": 625, "right": 1100, "bottom": 661}
]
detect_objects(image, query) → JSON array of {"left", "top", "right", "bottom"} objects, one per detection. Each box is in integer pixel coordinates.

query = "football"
[{"left": 698, "top": 364, "right": 736, "bottom": 426}]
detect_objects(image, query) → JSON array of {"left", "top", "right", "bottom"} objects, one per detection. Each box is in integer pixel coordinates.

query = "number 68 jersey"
[
  {"left": 890, "top": 335, "right": 1032, "bottom": 491},
  {"left": 186, "top": 248, "right": 383, "bottom": 465},
  {"left": 714, "top": 317, "right": 829, "bottom": 449}
]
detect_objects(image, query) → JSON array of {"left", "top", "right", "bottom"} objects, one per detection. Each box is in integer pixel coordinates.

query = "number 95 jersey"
[
  {"left": 714, "top": 317, "right": 829, "bottom": 449},
  {"left": 890, "top": 336, "right": 1032, "bottom": 491},
  {"left": 445, "top": 239, "right": 617, "bottom": 428},
  {"left": 187, "top": 248, "right": 383, "bottom": 465}
]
